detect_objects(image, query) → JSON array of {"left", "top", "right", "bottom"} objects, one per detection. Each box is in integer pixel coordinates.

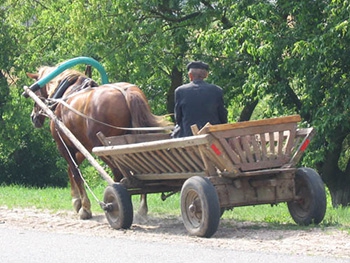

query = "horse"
[{"left": 27, "top": 66, "right": 172, "bottom": 220}]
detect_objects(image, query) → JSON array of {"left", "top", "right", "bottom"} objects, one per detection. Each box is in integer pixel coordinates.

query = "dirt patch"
[{"left": 1, "top": 206, "right": 349, "bottom": 259}]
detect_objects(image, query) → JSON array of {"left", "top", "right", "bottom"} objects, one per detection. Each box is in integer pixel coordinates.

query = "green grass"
[{"left": 1, "top": 184, "right": 350, "bottom": 231}]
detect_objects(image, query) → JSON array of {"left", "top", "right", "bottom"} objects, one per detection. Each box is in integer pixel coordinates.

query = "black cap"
[{"left": 186, "top": 61, "right": 209, "bottom": 71}]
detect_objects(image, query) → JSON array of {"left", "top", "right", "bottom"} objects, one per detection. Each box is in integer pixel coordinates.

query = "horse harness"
[{"left": 39, "top": 77, "right": 171, "bottom": 131}]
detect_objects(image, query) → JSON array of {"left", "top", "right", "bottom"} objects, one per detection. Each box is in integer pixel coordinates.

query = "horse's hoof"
[
  {"left": 79, "top": 208, "right": 92, "bottom": 220},
  {"left": 134, "top": 212, "right": 148, "bottom": 224},
  {"left": 137, "top": 208, "right": 148, "bottom": 218},
  {"left": 72, "top": 198, "right": 82, "bottom": 213}
]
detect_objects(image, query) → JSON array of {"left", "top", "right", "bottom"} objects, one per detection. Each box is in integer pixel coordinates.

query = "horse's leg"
[
  {"left": 68, "top": 168, "right": 82, "bottom": 213},
  {"left": 60, "top": 145, "right": 92, "bottom": 219},
  {"left": 138, "top": 194, "right": 148, "bottom": 218},
  {"left": 72, "top": 153, "right": 92, "bottom": 219}
]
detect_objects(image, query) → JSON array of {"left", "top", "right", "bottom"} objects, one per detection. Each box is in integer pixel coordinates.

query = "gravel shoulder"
[{"left": 1, "top": 206, "right": 349, "bottom": 259}]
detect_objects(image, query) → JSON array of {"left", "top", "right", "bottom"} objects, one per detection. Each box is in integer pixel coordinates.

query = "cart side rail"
[
  {"left": 198, "top": 115, "right": 313, "bottom": 172},
  {"left": 93, "top": 134, "right": 236, "bottom": 179}
]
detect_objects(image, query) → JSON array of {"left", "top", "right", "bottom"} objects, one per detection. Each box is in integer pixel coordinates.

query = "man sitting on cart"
[{"left": 172, "top": 61, "right": 228, "bottom": 138}]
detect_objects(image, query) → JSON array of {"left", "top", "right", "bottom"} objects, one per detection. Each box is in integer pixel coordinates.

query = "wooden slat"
[
  {"left": 123, "top": 154, "right": 148, "bottom": 173},
  {"left": 93, "top": 134, "right": 211, "bottom": 156},
  {"left": 181, "top": 147, "right": 203, "bottom": 171},
  {"left": 268, "top": 132, "right": 275, "bottom": 156},
  {"left": 164, "top": 149, "right": 185, "bottom": 173},
  {"left": 154, "top": 150, "right": 176, "bottom": 172},
  {"left": 259, "top": 133, "right": 268, "bottom": 161},
  {"left": 197, "top": 144, "right": 217, "bottom": 176},
  {"left": 221, "top": 168, "right": 295, "bottom": 178},
  {"left": 277, "top": 131, "right": 284, "bottom": 156},
  {"left": 226, "top": 138, "right": 242, "bottom": 164},
  {"left": 251, "top": 135, "right": 261, "bottom": 161},
  {"left": 96, "top": 132, "right": 171, "bottom": 146},
  {"left": 240, "top": 158, "right": 287, "bottom": 171},
  {"left": 181, "top": 148, "right": 202, "bottom": 171},
  {"left": 231, "top": 137, "right": 245, "bottom": 164},
  {"left": 288, "top": 127, "right": 316, "bottom": 167},
  {"left": 241, "top": 135, "right": 254, "bottom": 163},
  {"left": 203, "top": 139, "right": 238, "bottom": 172},
  {"left": 158, "top": 149, "right": 181, "bottom": 172},
  {"left": 134, "top": 172, "right": 207, "bottom": 180},
  {"left": 169, "top": 148, "right": 190, "bottom": 172},
  {"left": 147, "top": 151, "right": 169, "bottom": 172},
  {"left": 198, "top": 115, "right": 301, "bottom": 134}
]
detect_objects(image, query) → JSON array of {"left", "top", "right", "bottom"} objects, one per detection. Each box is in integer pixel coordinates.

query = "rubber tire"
[
  {"left": 287, "top": 168, "right": 326, "bottom": 225},
  {"left": 103, "top": 183, "right": 133, "bottom": 229},
  {"left": 180, "top": 176, "right": 220, "bottom": 238}
]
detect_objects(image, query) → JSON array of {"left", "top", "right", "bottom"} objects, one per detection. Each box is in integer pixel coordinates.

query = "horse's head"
[
  {"left": 26, "top": 66, "right": 86, "bottom": 128},
  {"left": 26, "top": 67, "right": 54, "bottom": 128}
]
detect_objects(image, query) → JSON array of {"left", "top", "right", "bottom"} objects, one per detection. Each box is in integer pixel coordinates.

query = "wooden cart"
[{"left": 93, "top": 115, "right": 327, "bottom": 238}]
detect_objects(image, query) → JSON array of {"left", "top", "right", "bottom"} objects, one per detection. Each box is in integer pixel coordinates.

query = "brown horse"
[{"left": 27, "top": 66, "right": 172, "bottom": 220}]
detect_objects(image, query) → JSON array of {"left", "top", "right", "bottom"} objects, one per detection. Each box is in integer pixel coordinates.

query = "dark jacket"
[{"left": 174, "top": 79, "right": 227, "bottom": 137}]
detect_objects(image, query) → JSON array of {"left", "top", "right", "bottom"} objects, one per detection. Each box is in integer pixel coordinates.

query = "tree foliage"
[{"left": 1, "top": 0, "right": 350, "bottom": 205}]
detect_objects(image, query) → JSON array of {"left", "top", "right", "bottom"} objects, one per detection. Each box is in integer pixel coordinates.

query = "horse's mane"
[{"left": 37, "top": 66, "right": 86, "bottom": 98}]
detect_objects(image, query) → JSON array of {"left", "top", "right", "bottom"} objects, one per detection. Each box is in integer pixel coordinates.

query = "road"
[{"left": 1, "top": 227, "right": 349, "bottom": 263}]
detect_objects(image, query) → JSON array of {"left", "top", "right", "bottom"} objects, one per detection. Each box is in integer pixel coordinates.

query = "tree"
[
  {"left": 198, "top": 0, "right": 350, "bottom": 206},
  {"left": 2, "top": 0, "right": 350, "bottom": 206}
]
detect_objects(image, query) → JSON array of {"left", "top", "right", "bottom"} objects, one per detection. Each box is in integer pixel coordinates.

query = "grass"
[{"left": 1, "top": 184, "right": 350, "bottom": 231}]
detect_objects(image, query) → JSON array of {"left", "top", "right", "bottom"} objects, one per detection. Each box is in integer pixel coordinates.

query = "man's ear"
[
  {"left": 26, "top": 72, "right": 39, "bottom": 80},
  {"left": 188, "top": 72, "right": 193, "bottom": 81}
]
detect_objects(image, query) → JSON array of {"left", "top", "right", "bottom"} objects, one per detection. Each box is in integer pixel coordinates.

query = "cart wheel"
[
  {"left": 103, "top": 183, "right": 133, "bottom": 229},
  {"left": 287, "top": 168, "right": 326, "bottom": 225},
  {"left": 180, "top": 176, "right": 220, "bottom": 238}
]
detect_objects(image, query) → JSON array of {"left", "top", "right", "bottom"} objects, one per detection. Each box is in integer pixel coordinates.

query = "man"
[{"left": 173, "top": 61, "right": 228, "bottom": 138}]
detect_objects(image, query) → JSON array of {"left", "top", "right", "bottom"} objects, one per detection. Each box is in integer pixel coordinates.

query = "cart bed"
[{"left": 93, "top": 115, "right": 314, "bottom": 180}]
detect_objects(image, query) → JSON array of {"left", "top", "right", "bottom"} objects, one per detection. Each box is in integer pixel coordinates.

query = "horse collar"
[{"left": 51, "top": 77, "right": 79, "bottom": 99}]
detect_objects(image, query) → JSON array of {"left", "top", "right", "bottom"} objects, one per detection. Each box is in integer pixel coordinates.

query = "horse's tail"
[{"left": 126, "top": 88, "right": 173, "bottom": 134}]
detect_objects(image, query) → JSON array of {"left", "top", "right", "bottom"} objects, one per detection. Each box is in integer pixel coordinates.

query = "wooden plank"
[
  {"left": 198, "top": 115, "right": 301, "bottom": 134},
  {"left": 169, "top": 148, "right": 190, "bottom": 172},
  {"left": 240, "top": 158, "right": 287, "bottom": 171},
  {"left": 211, "top": 122, "right": 297, "bottom": 138},
  {"left": 259, "top": 133, "right": 268, "bottom": 161},
  {"left": 93, "top": 134, "right": 211, "bottom": 156},
  {"left": 231, "top": 137, "right": 246, "bottom": 164},
  {"left": 184, "top": 147, "right": 205, "bottom": 171},
  {"left": 163, "top": 149, "right": 186, "bottom": 172},
  {"left": 181, "top": 148, "right": 202, "bottom": 171},
  {"left": 158, "top": 149, "right": 181, "bottom": 172},
  {"left": 154, "top": 149, "right": 176, "bottom": 172},
  {"left": 284, "top": 124, "right": 297, "bottom": 155},
  {"left": 222, "top": 168, "right": 296, "bottom": 178},
  {"left": 203, "top": 139, "right": 238, "bottom": 172},
  {"left": 222, "top": 138, "right": 242, "bottom": 165},
  {"left": 197, "top": 144, "right": 217, "bottom": 176},
  {"left": 241, "top": 135, "right": 255, "bottom": 163},
  {"left": 288, "top": 127, "right": 315, "bottom": 167},
  {"left": 277, "top": 131, "right": 284, "bottom": 156},
  {"left": 127, "top": 153, "right": 156, "bottom": 173},
  {"left": 268, "top": 132, "right": 275, "bottom": 156},
  {"left": 147, "top": 151, "right": 170, "bottom": 172},
  {"left": 134, "top": 172, "right": 207, "bottom": 180},
  {"left": 251, "top": 135, "right": 262, "bottom": 161},
  {"left": 97, "top": 132, "right": 171, "bottom": 146}
]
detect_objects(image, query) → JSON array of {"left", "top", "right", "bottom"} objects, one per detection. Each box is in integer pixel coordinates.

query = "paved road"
[{"left": 1, "top": 227, "right": 349, "bottom": 263}]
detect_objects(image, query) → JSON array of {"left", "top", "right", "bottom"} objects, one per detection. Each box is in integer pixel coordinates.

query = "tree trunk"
[
  {"left": 0, "top": 70, "right": 9, "bottom": 123},
  {"left": 167, "top": 66, "right": 183, "bottom": 121},
  {"left": 328, "top": 176, "right": 350, "bottom": 207},
  {"left": 316, "top": 132, "right": 350, "bottom": 207},
  {"left": 238, "top": 99, "right": 258, "bottom": 122}
]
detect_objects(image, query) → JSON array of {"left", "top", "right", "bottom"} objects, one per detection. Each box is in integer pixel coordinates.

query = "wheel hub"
[{"left": 188, "top": 199, "right": 201, "bottom": 215}]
